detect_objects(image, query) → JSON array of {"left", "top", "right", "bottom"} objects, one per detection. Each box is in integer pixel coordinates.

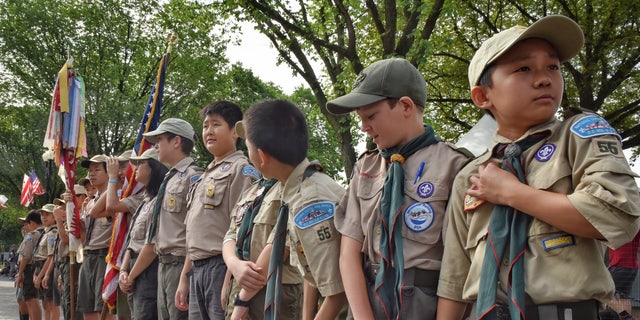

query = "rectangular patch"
[
  {"left": 542, "top": 234, "right": 575, "bottom": 251},
  {"left": 592, "top": 138, "right": 624, "bottom": 158}
]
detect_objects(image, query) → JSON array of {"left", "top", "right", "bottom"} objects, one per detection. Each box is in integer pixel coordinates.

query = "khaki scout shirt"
[
  {"left": 225, "top": 181, "right": 303, "bottom": 284},
  {"left": 35, "top": 225, "right": 58, "bottom": 261},
  {"left": 83, "top": 194, "right": 113, "bottom": 250},
  {"left": 438, "top": 115, "right": 640, "bottom": 307},
  {"left": 128, "top": 196, "right": 156, "bottom": 254},
  {"left": 334, "top": 141, "right": 470, "bottom": 270},
  {"left": 155, "top": 156, "right": 203, "bottom": 256},
  {"left": 278, "top": 159, "right": 345, "bottom": 297},
  {"left": 57, "top": 235, "right": 68, "bottom": 262},
  {"left": 185, "top": 151, "right": 257, "bottom": 261},
  {"left": 20, "top": 227, "right": 44, "bottom": 263}
]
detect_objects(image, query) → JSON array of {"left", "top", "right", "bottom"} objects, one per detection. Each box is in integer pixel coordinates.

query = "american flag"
[
  {"left": 102, "top": 48, "right": 170, "bottom": 310},
  {"left": 19, "top": 171, "right": 45, "bottom": 207}
]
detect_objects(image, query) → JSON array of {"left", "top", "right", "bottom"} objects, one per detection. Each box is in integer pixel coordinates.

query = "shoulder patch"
[
  {"left": 190, "top": 174, "right": 202, "bottom": 184},
  {"left": 293, "top": 201, "right": 335, "bottom": 230},
  {"left": 25, "top": 234, "right": 33, "bottom": 241},
  {"left": 242, "top": 165, "right": 260, "bottom": 180},
  {"left": 570, "top": 115, "right": 620, "bottom": 140}
]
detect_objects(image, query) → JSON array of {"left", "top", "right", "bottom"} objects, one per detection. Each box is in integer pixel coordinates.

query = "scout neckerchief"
[
  {"left": 146, "top": 169, "right": 178, "bottom": 243},
  {"left": 375, "top": 125, "right": 439, "bottom": 320},
  {"left": 236, "top": 178, "right": 278, "bottom": 260},
  {"left": 264, "top": 163, "right": 321, "bottom": 320},
  {"left": 84, "top": 194, "right": 100, "bottom": 245},
  {"left": 476, "top": 131, "right": 550, "bottom": 320}
]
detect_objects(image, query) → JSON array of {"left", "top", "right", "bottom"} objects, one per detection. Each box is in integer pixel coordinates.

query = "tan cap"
[
  {"left": 80, "top": 154, "right": 109, "bottom": 168},
  {"left": 117, "top": 150, "right": 133, "bottom": 162},
  {"left": 78, "top": 176, "right": 90, "bottom": 186},
  {"left": 235, "top": 121, "right": 246, "bottom": 139},
  {"left": 39, "top": 203, "right": 56, "bottom": 213},
  {"left": 74, "top": 184, "right": 87, "bottom": 196},
  {"left": 143, "top": 118, "right": 195, "bottom": 143},
  {"left": 468, "top": 15, "right": 584, "bottom": 89},
  {"left": 129, "top": 148, "right": 160, "bottom": 164},
  {"left": 18, "top": 217, "right": 26, "bottom": 222},
  {"left": 53, "top": 198, "right": 66, "bottom": 205},
  {"left": 326, "top": 58, "right": 427, "bottom": 114}
]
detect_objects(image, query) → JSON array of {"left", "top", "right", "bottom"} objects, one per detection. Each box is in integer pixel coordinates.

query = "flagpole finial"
[{"left": 167, "top": 33, "right": 179, "bottom": 53}]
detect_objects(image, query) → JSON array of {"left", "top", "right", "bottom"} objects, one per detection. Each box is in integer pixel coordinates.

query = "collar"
[
  {"left": 208, "top": 150, "right": 244, "bottom": 170},
  {"left": 281, "top": 158, "right": 310, "bottom": 201},
  {"left": 172, "top": 156, "right": 195, "bottom": 173}
]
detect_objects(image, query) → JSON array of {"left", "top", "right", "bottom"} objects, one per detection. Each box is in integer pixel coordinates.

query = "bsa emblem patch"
[
  {"left": 190, "top": 174, "right": 201, "bottom": 184},
  {"left": 143, "top": 202, "right": 151, "bottom": 212},
  {"left": 535, "top": 143, "right": 556, "bottom": 162},
  {"left": 220, "top": 163, "right": 231, "bottom": 172},
  {"left": 464, "top": 194, "right": 485, "bottom": 212},
  {"left": 242, "top": 165, "right": 260, "bottom": 180},
  {"left": 403, "top": 202, "right": 434, "bottom": 232},
  {"left": 352, "top": 72, "right": 366, "bottom": 89},
  {"left": 570, "top": 115, "right": 620, "bottom": 139},
  {"left": 179, "top": 172, "right": 186, "bottom": 179},
  {"left": 542, "top": 234, "right": 575, "bottom": 251},
  {"left": 206, "top": 185, "right": 215, "bottom": 197},
  {"left": 417, "top": 182, "right": 434, "bottom": 198},
  {"left": 293, "top": 201, "right": 335, "bottom": 230},
  {"left": 235, "top": 203, "right": 250, "bottom": 224},
  {"left": 168, "top": 196, "right": 176, "bottom": 209}
]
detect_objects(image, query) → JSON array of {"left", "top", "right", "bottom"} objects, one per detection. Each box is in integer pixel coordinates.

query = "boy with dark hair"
[
  {"left": 437, "top": 15, "right": 640, "bottom": 320},
  {"left": 143, "top": 118, "right": 204, "bottom": 320},
  {"left": 326, "top": 57, "right": 470, "bottom": 320},
  {"left": 15, "top": 210, "right": 44, "bottom": 320},
  {"left": 175, "top": 101, "right": 258, "bottom": 320},
  {"left": 234, "top": 99, "right": 346, "bottom": 320},
  {"left": 34, "top": 204, "right": 60, "bottom": 320}
]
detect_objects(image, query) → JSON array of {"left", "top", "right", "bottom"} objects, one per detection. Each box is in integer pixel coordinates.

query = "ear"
[
  {"left": 470, "top": 86, "right": 493, "bottom": 111},
  {"left": 256, "top": 148, "right": 270, "bottom": 168},
  {"left": 398, "top": 96, "right": 416, "bottom": 116}
]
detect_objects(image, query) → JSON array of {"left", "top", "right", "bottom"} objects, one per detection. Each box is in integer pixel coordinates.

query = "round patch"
[
  {"left": 404, "top": 202, "right": 434, "bottom": 232},
  {"left": 535, "top": 143, "right": 556, "bottom": 162},
  {"left": 417, "top": 182, "right": 434, "bottom": 198},
  {"left": 220, "top": 163, "right": 231, "bottom": 172}
]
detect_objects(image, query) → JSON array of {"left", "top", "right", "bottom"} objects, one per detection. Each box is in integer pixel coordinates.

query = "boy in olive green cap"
[
  {"left": 437, "top": 15, "right": 640, "bottom": 320},
  {"left": 327, "top": 57, "right": 470, "bottom": 320}
]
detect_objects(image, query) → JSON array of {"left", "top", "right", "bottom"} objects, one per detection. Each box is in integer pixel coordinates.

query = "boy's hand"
[
  {"left": 106, "top": 157, "right": 120, "bottom": 180},
  {"left": 175, "top": 274, "right": 190, "bottom": 311},
  {"left": 468, "top": 162, "right": 520, "bottom": 205},
  {"left": 230, "top": 261, "right": 265, "bottom": 291}
]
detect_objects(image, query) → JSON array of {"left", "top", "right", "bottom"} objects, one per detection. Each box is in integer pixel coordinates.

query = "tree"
[{"left": 220, "top": 0, "right": 640, "bottom": 171}]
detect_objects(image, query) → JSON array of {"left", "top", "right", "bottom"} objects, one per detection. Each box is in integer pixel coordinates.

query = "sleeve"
[
  {"left": 333, "top": 161, "right": 366, "bottom": 243},
  {"left": 122, "top": 193, "right": 143, "bottom": 214},
  {"left": 228, "top": 163, "right": 258, "bottom": 217},
  {"left": 46, "top": 229, "right": 58, "bottom": 255},
  {"left": 565, "top": 122, "right": 640, "bottom": 248}
]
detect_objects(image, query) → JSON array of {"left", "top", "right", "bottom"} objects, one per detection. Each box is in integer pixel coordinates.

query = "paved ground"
[{"left": 0, "top": 276, "right": 19, "bottom": 320}]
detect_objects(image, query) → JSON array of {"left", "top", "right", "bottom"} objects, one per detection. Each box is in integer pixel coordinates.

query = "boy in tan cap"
[
  {"left": 326, "top": 57, "right": 470, "bottom": 320},
  {"left": 142, "top": 118, "right": 203, "bottom": 320},
  {"left": 34, "top": 204, "right": 60, "bottom": 320},
  {"left": 437, "top": 15, "right": 640, "bottom": 320}
]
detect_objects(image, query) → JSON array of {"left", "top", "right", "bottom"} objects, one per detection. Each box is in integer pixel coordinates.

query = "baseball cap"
[
  {"left": 326, "top": 57, "right": 427, "bottom": 115},
  {"left": 235, "top": 121, "right": 246, "bottom": 139},
  {"left": 80, "top": 154, "right": 109, "bottom": 168},
  {"left": 468, "top": 15, "right": 584, "bottom": 89},
  {"left": 129, "top": 148, "right": 160, "bottom": 164},
  {"left": 74, "top": 184, "right": 87, "bottom": 196},
  {"left": 78, "top": 176, "right": 90, "bottom": 186},
  {"left": 143, "top": 118, "right": 195, "bottom": 143},
  {"left": 117, "top": 150, "right": 133, "bottom": 162},
  {"left": 18, "top": 216, "right": 26, "bottom": 222},
  {"left": 24, "top": 211, "right": 41, "bottom": 224},
  {"left": 39, "top": 204, "right": 56, "bottom": 214},
  {"left": 53, "top": 198, "right": 66, "bottom": 205}
]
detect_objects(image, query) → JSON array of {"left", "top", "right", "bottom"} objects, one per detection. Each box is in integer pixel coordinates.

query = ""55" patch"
[{"left": 592, "top": 138, "right": 623, "bottom": 157}]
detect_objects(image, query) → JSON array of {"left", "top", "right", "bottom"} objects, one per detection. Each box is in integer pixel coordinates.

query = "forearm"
[
  {"left": 222, "top": 241, "right": 240, "bottom": 275},
  {"left": 129, "top": 244, "right": 157, "bottom": 280},
  {"left": 120, "top": 250, "right": 131, "bottom": 272},
  {"left": 237, "top": 244, "right": 273, "bottom": 301},
  {"left": 507, "top": 183, "right": 603, "bottom": 238},
  {"left": 89, "top": 193, "right": 110, "bottom": 218},
  {"left": 302, "top": 281, "right": 319, "bottom": 320},
  {"left": 45, "top": 256, "right": 55, "bottom": 276},
  {"left": 314, "top": 292, "right": 346, "bottom": 320},
  {"left": 339, "top": 236, "right": 373, "bottom": 319},
  {"left": 436, "top": 297, "right": 469, "bottom": 320}
]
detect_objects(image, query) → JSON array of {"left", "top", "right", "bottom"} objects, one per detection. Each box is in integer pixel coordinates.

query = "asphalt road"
[{"left": 0, "top": 276, "right": 19, "bottom": 320}]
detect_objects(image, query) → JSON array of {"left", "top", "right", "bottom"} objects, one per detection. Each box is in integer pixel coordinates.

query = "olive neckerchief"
[
  {"left": 236, "top": 178, "right": 278, "bottom": 261},
  {"left": 375, "top": 125, "right": 439, "bottom": 320},
  {"left": 476, "top": 131, "right": 550, "bottom": 320}
]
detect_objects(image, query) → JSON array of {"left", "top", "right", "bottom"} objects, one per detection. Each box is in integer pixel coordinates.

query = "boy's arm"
[
  {"left": 302, "top": 281, "right": 319, "bottom": 320},
  {"left": 175, "top": 255, "right": 192, "bottom": 311},
  {"left": 222, "top": 240, "right": 265, "bottom": 291},
  {"left": 41, "top": 255, "right": 55, "bottom": 289},
  {"left": 89, "top": 192, "right": 111, "bottom": 218},
  {"left": 313, "top": 290, "right": 346, "bottom": 320},
  {"left": 436, "top": 297, "right": 469, "bottom": 320},
  {"left": 469, "top": 163, "right": 602, "bottom": 238},
  {"left": 235, "top": 243, "right": 272, "bottom": 301},
  {"left": 128, "top": 244, "right": 156, "bottom": 282},
  {"left": 339, "top": 236, "right": 374, "bottom": 319}
]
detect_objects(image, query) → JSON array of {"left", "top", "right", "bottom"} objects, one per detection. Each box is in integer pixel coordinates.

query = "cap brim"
[
  {"left": 235, "top": 121, "right": 246, "bottom": 139},
  {"left": 142, "top": 129, "right": 165, "bottom": 143},
  {"left": 326, "top": 92, "right": 387, "bottom": 115},
  {"left": 516, "top": 15, "right": 583, "bottom": 63}
]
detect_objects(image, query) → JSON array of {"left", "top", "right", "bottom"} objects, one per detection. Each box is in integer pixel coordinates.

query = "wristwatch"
[{"left": 233, "top": 293, "right": 251, "bottom": 307}]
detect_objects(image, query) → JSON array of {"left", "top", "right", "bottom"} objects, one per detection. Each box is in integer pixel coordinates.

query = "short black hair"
[
  {"left": 244, "top": 99, "right": 308, "bottom": 166},
  {"left": 165, "top": 133, "right": 194, "bottom": 154},
  {"left": 199, "top": 100, "right": 243, "bottom": 128},
  {"left": 25, "top": 210, "right": 42, "bottom": 225}
]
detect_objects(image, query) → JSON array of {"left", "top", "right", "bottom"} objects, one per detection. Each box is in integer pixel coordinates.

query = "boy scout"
[
  {"left": 235, "top": 99, "right": 346, "bottom": 320},
  {"left": 78, "top": 154, "right": 112, "bottom": 320},
  {"left": 34, "top": 204, "right": 60, "bottom": 320},
  {"left": 437, "top": 15, "right": 640, "bottom": 320},
  {"left": 15, "top": 211, "right": 44, "bottom": 320},
  {"left": 326, "top": 57, "right": 470, "bottom": 320},
  {"left": 175, "top": 101, "right": 258, "bottom": 320},
  {"left": 143, "top": 118, "right": 203, "bottom": 320}
]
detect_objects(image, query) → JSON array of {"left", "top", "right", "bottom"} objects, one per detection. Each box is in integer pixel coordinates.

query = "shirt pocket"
[
  {"left": 164, "top": 178, "right": 187, "bottom": 214},
  {"left": 202, "top": 171, "right": 231, "bottom": 210},
  {"left": 401, "top": 178, "right": 449, "bottom": 245},
  {"left": 528, "top": 159, "right": 571, "bottom": 190},
  {"left": 528, "top": 222, "right": 574, "bottom": 257}
]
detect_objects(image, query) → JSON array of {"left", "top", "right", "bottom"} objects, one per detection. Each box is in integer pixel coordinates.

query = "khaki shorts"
[{"left": 77, "top": 251, "right": 107, "bottom": 312}]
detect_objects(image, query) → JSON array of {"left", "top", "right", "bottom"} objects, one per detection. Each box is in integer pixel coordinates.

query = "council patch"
[
  {"left": 403, "top": 202, "right": 434, "bottom": 232},
  {"left": 570, "top": 115, "right": 620, "bottom": 139},
  {"left": 293, "top": 201, "right": 335, "bottom": 230}
]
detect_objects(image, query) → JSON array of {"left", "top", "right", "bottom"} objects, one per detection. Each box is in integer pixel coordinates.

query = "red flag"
[
  {"left": 19, "top": 174, "right": 33, "bottom": 207},
  {"left": 102, "top": 46, "right": 171, "bottom": 310}
]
